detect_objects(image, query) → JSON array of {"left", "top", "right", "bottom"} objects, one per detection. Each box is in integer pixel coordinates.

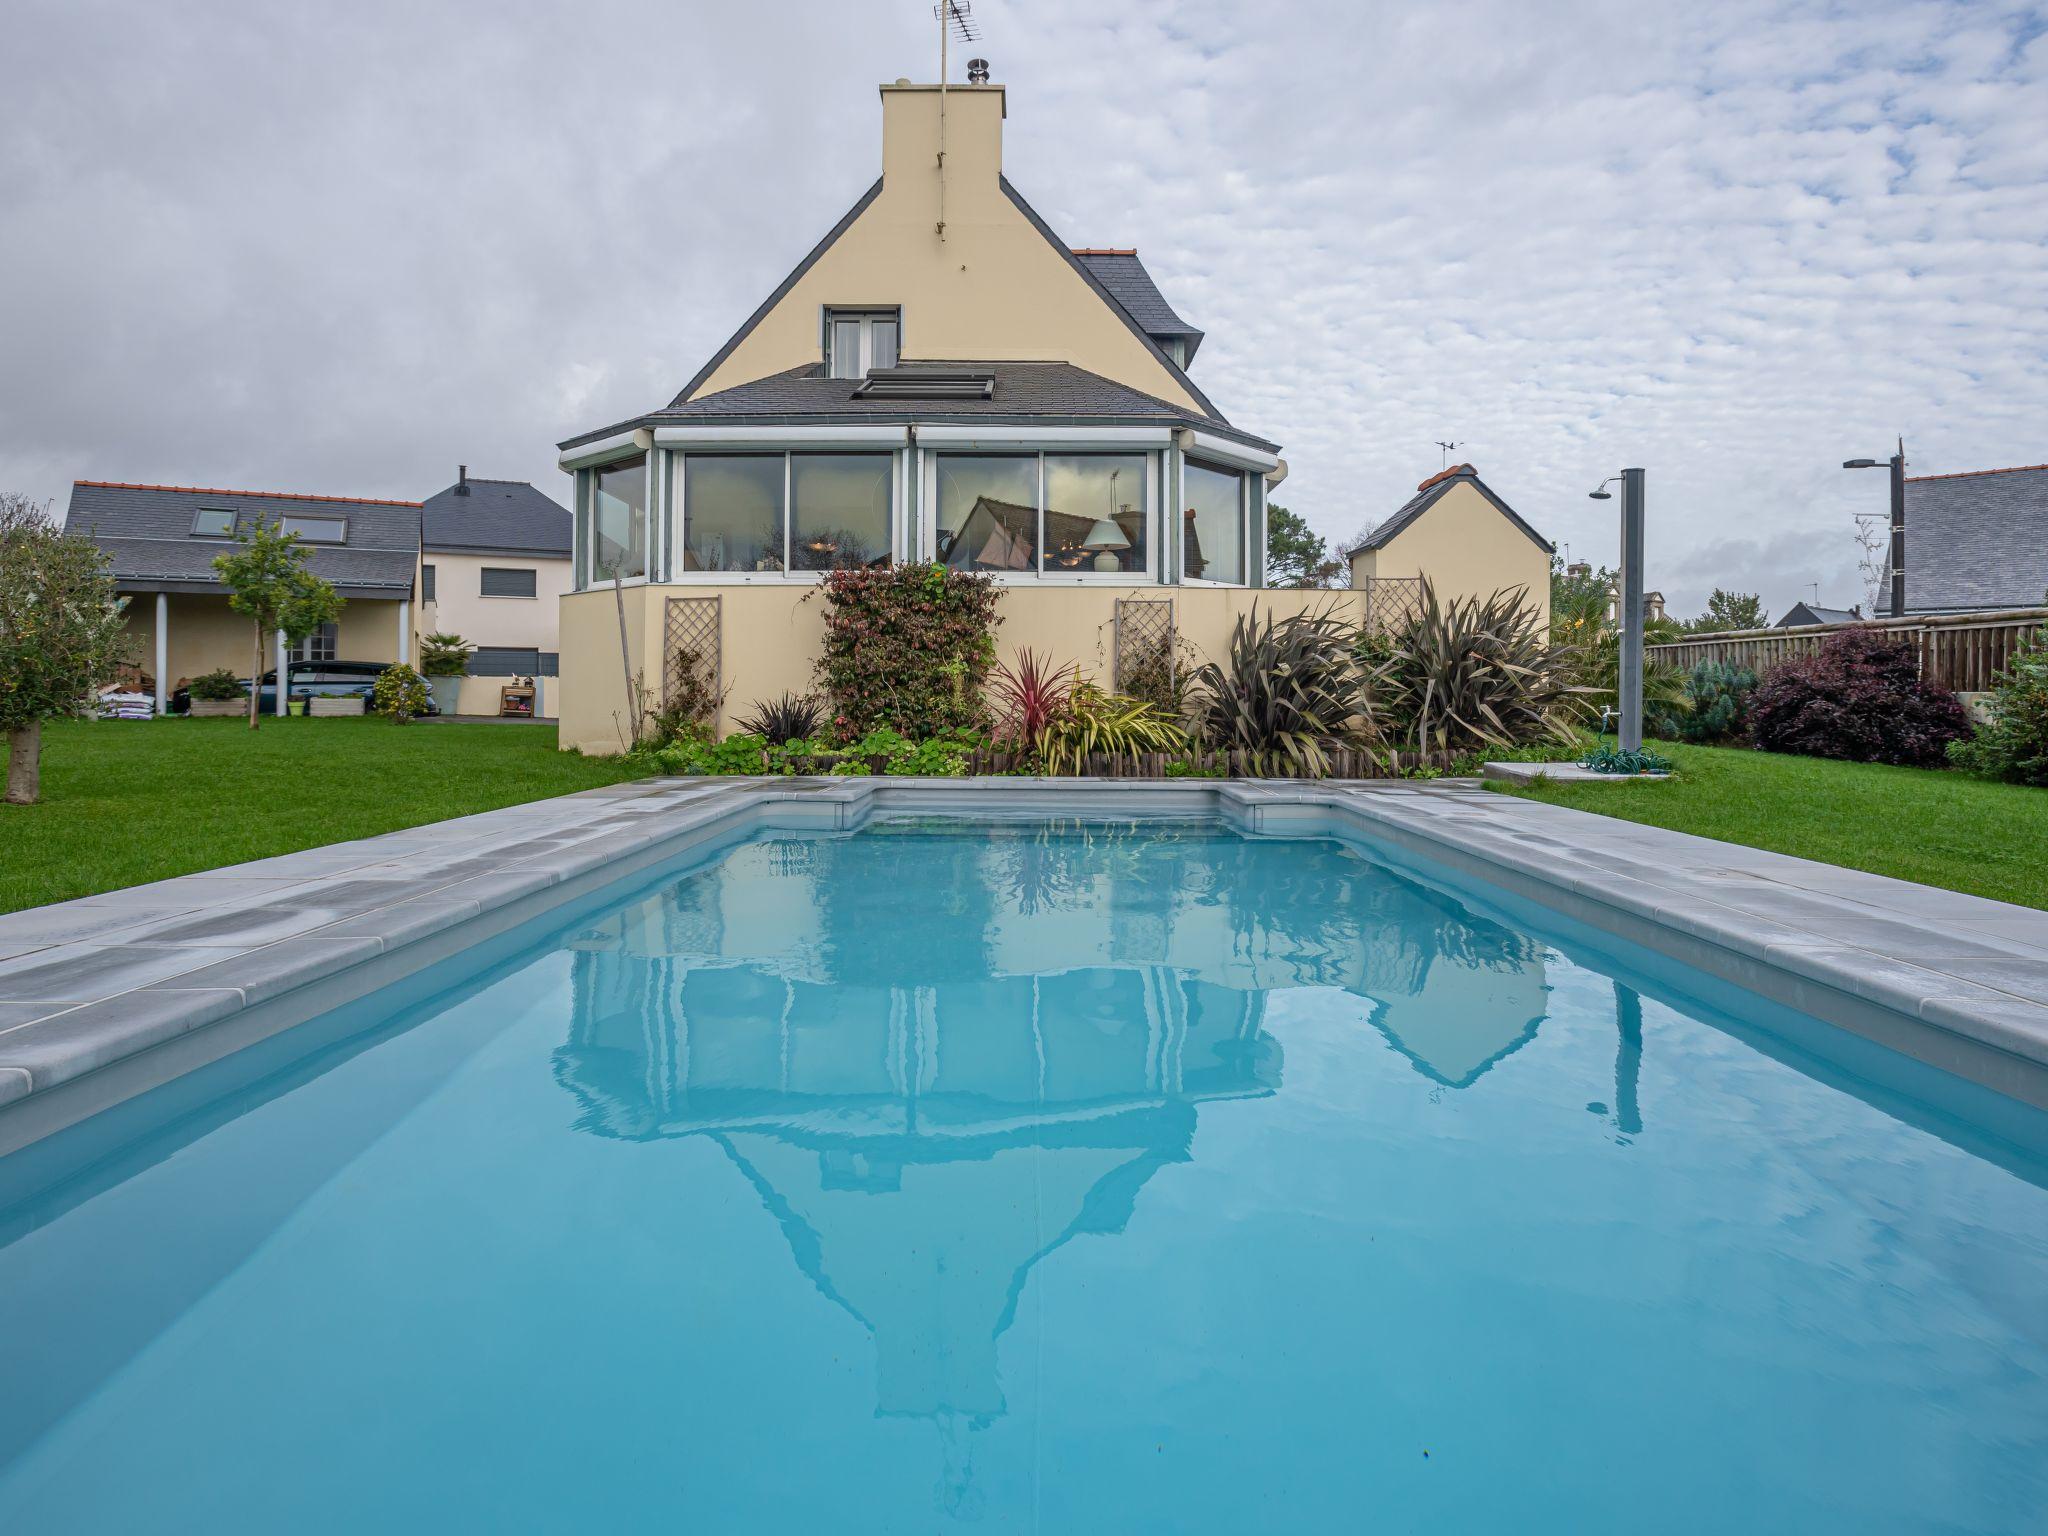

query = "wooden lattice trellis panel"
[
  {"left": 1114, "top": 597, "right": 1175, "bottom": 695},
  {"left": 1361, "top": 576, "right": 1425, "bottom": 635},
  {"left": 662, "top": 596, "right": 722, "bottom": 714}
]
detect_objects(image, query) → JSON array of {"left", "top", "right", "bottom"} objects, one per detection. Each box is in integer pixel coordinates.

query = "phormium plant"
[
  {"left": 1364, "top": 582, "right": 1585, "bottom": 755},
  {"left": 811, "top": 562, "right": 1001, "bottom": 742},
  {"left": 1750, "top": 628, "right": 1971, "bottom": 766},
  {"left": 1189, "top": 606, "right": 1360, "bottom": 777},
  {"left": 736, "top": 691, "right": 825, "bottom": 745},
  {"left": 988, "top": 648, "right": 1079, "bottom": 754}
]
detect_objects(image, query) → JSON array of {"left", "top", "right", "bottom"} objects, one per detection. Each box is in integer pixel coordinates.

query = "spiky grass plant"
[
  {"left": 735, "top": 691, "right": 825, "bottom": 745},
  {"left": 1365, "top": 582, "right": 1588, "bottom": 756},
  {"left": 988, "top": 648, "right": 1080, "bottom": 754},
  {"left": 1189, "top": 607, "right": 1361, "bottom": 777},
  {"left": 1039, "top": 685, "right": 1188, "bottom": 775}
]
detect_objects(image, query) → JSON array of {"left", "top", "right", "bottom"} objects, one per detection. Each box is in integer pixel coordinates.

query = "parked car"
[{"left": 170, "top": 661, "right": 439, "bottom": 716}]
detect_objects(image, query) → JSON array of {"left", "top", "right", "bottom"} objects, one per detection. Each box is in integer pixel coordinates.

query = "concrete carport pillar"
[{"left": 154, "top": 593, "right": 168, "bottom": 717}]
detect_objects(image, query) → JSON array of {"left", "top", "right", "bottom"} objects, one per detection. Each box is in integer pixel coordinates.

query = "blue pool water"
[{"left": 2, "top": 820, "right": 2045, "bottom": 1533}]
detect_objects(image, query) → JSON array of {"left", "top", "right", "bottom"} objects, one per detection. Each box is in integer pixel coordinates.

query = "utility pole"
[{"left": 1619, "top": 468, "right": 1646, "bottom": 752}]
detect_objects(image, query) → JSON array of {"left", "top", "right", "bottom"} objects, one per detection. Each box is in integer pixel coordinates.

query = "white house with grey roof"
[
  {"left": 549, "top": 72, "right": 1547, "bottom": 753},
  {"left": 65, "top": 480, "right": 422, "bottom": 715},
  {"left": 419, "top": 467, "right": 573, "bottom": 702},
  {"left": 1900, "top": 463, "right": 2048, "bottom": 614}
]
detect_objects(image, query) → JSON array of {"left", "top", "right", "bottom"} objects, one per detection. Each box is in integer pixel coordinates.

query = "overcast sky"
[{"left": 7, "top": 0, "right": 2044, "bottom": 618}]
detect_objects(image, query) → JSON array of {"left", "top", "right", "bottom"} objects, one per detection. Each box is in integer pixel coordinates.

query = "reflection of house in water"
[{"left": 549, "top": 827, "right": 1577, "bottom": 1487}]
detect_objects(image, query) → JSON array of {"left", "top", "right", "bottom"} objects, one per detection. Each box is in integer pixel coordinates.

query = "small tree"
[
  {"left": 212, "top": 521, "right": 344, "bottom": 729},
  {"left": 1682, "top": 588, "right": 1768, "bottom": 634},
  {"left": 419, "top": 632, "right": 472, "bottom": 677},
  {"left": 1265, "top": 505, "right": 1340, "bottom": 588},
  {"left": 0, "top": 494, "right": 131, "bottom": 805}
]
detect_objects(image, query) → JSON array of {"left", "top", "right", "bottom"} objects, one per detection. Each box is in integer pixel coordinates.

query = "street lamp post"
[{"left": 1843, "top": 442, "right": 1906, "bottom": 617}]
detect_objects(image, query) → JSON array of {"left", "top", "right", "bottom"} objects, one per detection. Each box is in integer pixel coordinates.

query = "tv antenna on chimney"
[
  {"left": 1435, "top": 440, "right": 1460, "bottom": 470},
  {"left": 932, "top": 2, "right": 981, "bottom": 243}
]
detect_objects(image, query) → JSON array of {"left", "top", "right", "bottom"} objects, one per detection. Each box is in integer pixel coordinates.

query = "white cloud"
[{"left": 2, "top": 0, "right": 2042, "bottom": 622}]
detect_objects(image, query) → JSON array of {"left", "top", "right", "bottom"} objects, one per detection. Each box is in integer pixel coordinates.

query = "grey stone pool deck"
[{"left": 3, "top": 775, "right": 2047, "bottom": 1149}]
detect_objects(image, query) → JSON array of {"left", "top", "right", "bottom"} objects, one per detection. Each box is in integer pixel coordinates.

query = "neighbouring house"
[
  {"left": 65, "top": 480, "right": 421, "bottom": 716},
  {"left": 420, "top": 467, "right": 573, "bottom": 714},
  {"left": 1901, "top": 462, "right": 2048, "bottom": 614},
  {"left": 1776, "top": 601, "right": 1862, "bottom": 628},
  {"left": 551, "top": 74, "right": 1547, "bottom": 753},
  {"left": 1344, "top": 464, "right": 1554, "bottom": 627}
]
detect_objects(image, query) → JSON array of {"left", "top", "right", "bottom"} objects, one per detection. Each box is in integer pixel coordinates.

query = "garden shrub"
[
  {"left": 647, "top": 646, "right": 725, "bottom": 744},
  {"left": 736, "top": 691, "right": 824, "bottom": 745},
  {"left": 1750, "top": 629, "right": 1971, "bottom": 766},
  {"left": 1039, "top": 685, "right": 1187, "bottom": 775},
  {"left": 1948, "top": 624, "right": 2048, "bottom": 784},
  {"left": 1655, "top": 660, "right": 1756, "bottom": 744},
  {"left": 988, "top": 648, "right": 1078, "bottom": 755},
  {"left": 187, "top": 668, "right": 246, "bottom": 701},
  {"left": 812, "top": 562, "right": 1001, "bottom": 742},
  {"left": 371, "top": 663, "right": 432, "bottom": 722}
]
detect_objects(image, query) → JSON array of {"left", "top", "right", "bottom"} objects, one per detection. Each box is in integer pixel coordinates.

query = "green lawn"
[
  {"left": 0, "top": 718, "right": 644, "bottom": 913},
  {"left": 1495, "top": 740, "right": 2048, "bottom": 910}
]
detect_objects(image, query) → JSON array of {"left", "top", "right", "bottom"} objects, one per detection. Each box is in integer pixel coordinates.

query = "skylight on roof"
[
  {"left": 851, "top": 369, "right": 995, "bottom": 401},
  {"left": 190, "top": 508, "right": 236, "bottom": 537}
]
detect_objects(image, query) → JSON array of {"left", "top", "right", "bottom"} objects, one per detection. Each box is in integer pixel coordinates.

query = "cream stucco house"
[
  {"left": 1345, "top": 464, "right": 1554, "bottom": 628},
  {"left": 419, "top": 468, "right": 573, "bottom": 716},
  {"left": 553, "top": 75, "right": 1552, "bottom": 753}
]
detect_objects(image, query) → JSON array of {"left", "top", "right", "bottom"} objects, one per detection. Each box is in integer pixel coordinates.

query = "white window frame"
[
  {"left": 667, "top": 448, "right": 898, "bottom": 584},
  {"left": 578, "top": 453, "right": 653, "bottom": 590},
  {"left": 823, "top": 307, "right": 901, "bottom": 379},
  {"left": 1176, "top": 457, "right": 1251, "bottom": 589},
  {"left": 289, "top": 622, "right": 339, "bottom": 664},
  {"left": 922, "top": 447, "right": 1160, "bottom": 585}
]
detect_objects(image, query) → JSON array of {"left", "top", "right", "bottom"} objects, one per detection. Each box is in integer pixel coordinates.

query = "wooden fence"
[{"left": 1647, "top": 608, "right": 2048, "bottom": 693}]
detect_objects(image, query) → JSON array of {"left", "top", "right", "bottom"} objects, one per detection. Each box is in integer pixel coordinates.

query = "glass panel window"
[
  {"left": 684, "top": 455, "right": 785, "bottom": 573},
  {"left": 936, "top": 456, "right": 1039, "bottom": 573},
  {"left": 1043, "top": 454, "right": 1147, "bottom": 575},
  {"left": 792, "top": 455, "right": 892, "bottom": 571},
  {"left": 290, "top": 622, "right": 338, "bottom": 664},
  {"left": 191, "top": 508, "right": 235, "bottom": 537},
  {"left": 1182, "top": 461, "right": 1245, "bottom": 584},
  {"left": 422, "top": 563, "right": 436, "bottom": 601},
  {"left": 590, "top": 456, "right": 648, "bottom": 580},
  {"left": 825, "top": 308, "right": 902, "bottom": 379},
  {"left": 280, "top": 515, "right": 346, "bottom": 543}
]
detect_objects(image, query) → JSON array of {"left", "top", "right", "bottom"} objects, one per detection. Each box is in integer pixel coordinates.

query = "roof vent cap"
[{"left": 967, "top": 57, "right": 990, "bottom": 84}]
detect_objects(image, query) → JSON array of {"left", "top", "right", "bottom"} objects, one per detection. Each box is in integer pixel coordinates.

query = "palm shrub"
[
  {"left": 1364, "top": 583, "right": 1585, "bottom": 755},
  {"left": 1947, "top": 624, "right": 2048, "bottom": 784},
  {"left": 1751, "top": 629, "right": 1970, "bottom": 765},
  {"left": 1040, "top": 685, "right": 1188, "bottom": 775},
  {"left": 1189, "top": 607, "right": 1360, "bottom": 777}
]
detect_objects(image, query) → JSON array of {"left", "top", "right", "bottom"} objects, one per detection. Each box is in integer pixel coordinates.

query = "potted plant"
[
  {"left": 419, "top": 632, "right": 471, "bottom": 716},
  {"left": 186, "top": 668, "right": 247, "bottom": 718}
]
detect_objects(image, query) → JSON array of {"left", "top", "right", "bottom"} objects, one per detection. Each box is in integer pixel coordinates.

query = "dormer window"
[{"left": 825, "top": 308, "right": 900, "bottom": 379}]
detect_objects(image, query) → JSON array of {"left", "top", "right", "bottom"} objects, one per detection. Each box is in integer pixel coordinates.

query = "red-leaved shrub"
[{"left": 1750, "top": 629, "right": 1971, "bottom": 766}]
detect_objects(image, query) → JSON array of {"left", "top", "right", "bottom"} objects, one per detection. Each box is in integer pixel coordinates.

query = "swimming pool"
[{"left": 2, "top": 818, "right": 2044, "bottom": 1533}]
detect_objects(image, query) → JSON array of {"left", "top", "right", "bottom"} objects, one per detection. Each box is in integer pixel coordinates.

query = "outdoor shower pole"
[{"left": 1619, "top": 467, "right": 1646, "bottom": 753}]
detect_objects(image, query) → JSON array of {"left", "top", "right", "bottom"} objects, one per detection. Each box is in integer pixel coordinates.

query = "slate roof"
[
  {"left": 1776, "top": 602, "right": 1861, "bottom": 628},
  {"left": 422, "top": 475, "right": 571, "bottom": 557},
  {"left": 65, "top": 481, "right": 419, "bottom": 596},
  {"left": 1345, "top": 464, "right": 1554, "bottom": 557},
  {"left": 1072, "top": 250, "right": 1204, "bottom": 363},
  {"left": 1905, "top": 463, "right": 2048, "bottom": 612},
  {"left": 566, "top": 361, "right": 1279, "bottom": 453}
]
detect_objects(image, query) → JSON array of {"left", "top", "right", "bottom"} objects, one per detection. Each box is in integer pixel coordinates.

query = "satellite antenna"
[
  {"left": 1435, "top": 440, "right": 1460, "bottom": 470},
  {"left": 933, "top": 2, "right": 981, "bottom": 242}
]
